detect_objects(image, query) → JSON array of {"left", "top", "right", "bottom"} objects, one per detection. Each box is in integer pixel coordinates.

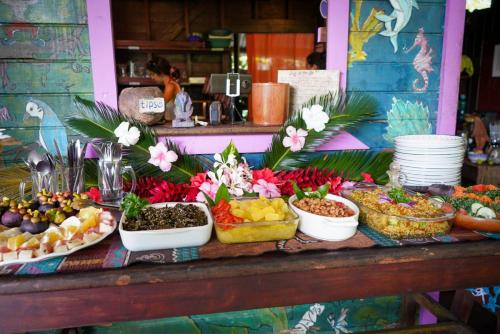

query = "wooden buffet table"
[{"left": 0, "top": 239, "right": 499, "bottom": 333}]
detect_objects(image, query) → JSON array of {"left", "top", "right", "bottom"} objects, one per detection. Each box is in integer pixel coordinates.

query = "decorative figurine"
[
  {"left": 385, "top": 161, "right": 407, "bottom": 189},
  {"left": 172, "top": 91, "right": 195, "bottom": 128}
]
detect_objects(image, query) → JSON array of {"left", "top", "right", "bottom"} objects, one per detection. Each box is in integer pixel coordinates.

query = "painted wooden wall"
[
  {"left": 0, "top": 0, "right": 93, "bottom": 166},
  {"left": 346, "top": 0, "right": 446, "bottom": 149}
]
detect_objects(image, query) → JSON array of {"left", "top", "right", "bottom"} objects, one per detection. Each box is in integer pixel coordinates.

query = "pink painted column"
[
  {"left": 86, "top": 0, "right": 118, "bottom": 109},
  {"left": 436, "top": 0, "right": 466, "bottom": 135},
  {"left": 326, "top": 0, "right": 350, "bottom": 89}
]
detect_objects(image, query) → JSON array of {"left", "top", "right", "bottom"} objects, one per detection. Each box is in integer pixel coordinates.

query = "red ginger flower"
[
  {"left": 148, "top": 180, "right": 189, "bottom": 204},
  {"left": 252, "top": 168, "right": 279, "bottom": 185},
  {"left": 275, "top": 167, "right": 343, "bottom": 196}
]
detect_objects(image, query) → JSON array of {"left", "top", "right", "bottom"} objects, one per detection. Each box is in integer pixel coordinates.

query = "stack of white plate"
[{"left": 394, "top": 135, "right": 465, "bottom": 186}]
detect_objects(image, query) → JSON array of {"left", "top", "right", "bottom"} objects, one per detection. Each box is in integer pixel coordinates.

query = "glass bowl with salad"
[
  {"left": 438, "top": 184, "right": 500, "bottom": 232},
  {"left": 341, "top": 184, "right": 455, "bottom": 239}
]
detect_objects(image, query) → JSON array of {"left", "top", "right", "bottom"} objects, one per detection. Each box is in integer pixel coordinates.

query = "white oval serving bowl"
[
  {"left": 119, "top": 202, "right": 213, "bottom": 251},
  {"left": 288, "top": 194, "right": 359, "bottom": 241}
]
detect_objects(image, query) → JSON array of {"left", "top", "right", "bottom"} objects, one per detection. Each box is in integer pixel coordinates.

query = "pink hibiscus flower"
[
  {"left": 252, "top": 179, "right": 281, "bottom": 198},
  {"left": 148, "top": 142, "right": 178, "bottom": 172},
  {"left": 282, "top": 126, "right": 307, "bottom": 152}
]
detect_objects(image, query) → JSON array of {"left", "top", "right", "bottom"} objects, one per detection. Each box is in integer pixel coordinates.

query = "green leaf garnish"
[
  {"left": 292, "top": 182, "right": 331, "bottom": 199},
  {"left": 387, "top": 187, "right": 411, "bottom": 204},
  {"left": 121, "top": 193, "right": 150, "bottom": 219},
  {"left": 214, "top": 183, "right": 231, "bottom": 205}
]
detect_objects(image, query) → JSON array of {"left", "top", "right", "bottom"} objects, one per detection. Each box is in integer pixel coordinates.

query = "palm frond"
[
  {"left": 304, "top": 150, "right": 394, "bottom": 184},
  {"left": 66, "top": 96, "right": 206, "bottom": 183},
  {"left": 0, "top": 165, "right": 31, "bottom": 200},
  {"left": 260, "top": 91, "right": 377, "bottom": 170}
]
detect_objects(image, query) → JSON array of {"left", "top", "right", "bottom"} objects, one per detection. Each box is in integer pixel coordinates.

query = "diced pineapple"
[
  {"left": 83, "top": 232, "right": 101, "bottom": 244},
  {"left": 264, "top": 213, "right": 281, "bottom": 221},
  {"left": 250, "top": 210, "right": 265, "bottom": 222},
  {"left": 231, "top": 208, "right": 246, "bottom": 218},
  {"left": 80, "top": 214, "right": 98, "bottom": 233},
  {"left": 21, "top": 237, "right": 40, "bottom": 250},
  {"left": 7, "top": 234, "right": 27, "bottom": 251},
  {"left": 77, "top": 206, "right": 102, "bottom": 221},
  {"left": 260, "top": 206, "right": 275, "bottom": 216},
  {"left": 42, "top": 228, "right": 64, "bottom": 246}
]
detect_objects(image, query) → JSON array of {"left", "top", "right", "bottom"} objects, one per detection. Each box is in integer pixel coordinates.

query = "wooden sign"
[
  {"left": 139, "top": 98, "right": 165, "bottom": 114},
  {"left": 277, "top": 70, "right": 340, "bottom": 113}
]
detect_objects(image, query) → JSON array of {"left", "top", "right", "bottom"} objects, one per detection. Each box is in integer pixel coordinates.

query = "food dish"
[
  {"left": 342, "top": 185, "right": 455, "bottom": 239},
  {"left": 445, "top": 184, "right": 499, "bottom": 232},
  {"left": 119, "top": 202, "right": 213, "bottom": 251},
  {"left": 213, "top": 198, "right": 298, "bottom": 244},
  {"left": 289, "top": 194, "right": 359, "bottom": 241},
  {"left": 0, "top": 208, "right": 116, "bottom": 265}
]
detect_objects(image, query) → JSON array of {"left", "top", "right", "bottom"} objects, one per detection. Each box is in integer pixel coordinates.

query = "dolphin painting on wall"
[{"left": 376, "top": 0, "right": 420, "bottom": 53}]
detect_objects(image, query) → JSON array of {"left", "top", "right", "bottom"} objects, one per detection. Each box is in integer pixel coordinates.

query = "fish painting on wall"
[
  {"left": 376, "top": 0, "right": 419, "bottom": 53},
  {"left": 348, "top": 0, "right": 385, "bottom": 66}
]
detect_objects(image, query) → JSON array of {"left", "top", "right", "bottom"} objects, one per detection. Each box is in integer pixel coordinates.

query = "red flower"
[
  {"left": 86, "top": 187, "right": 101, "bottom": 202},
  {"left": 252, "top": 168, "right": 279, "bottom": 185},
  {"left": 190, "top": 173, "right": 207, "bottom": 187},
  {"left": 148, "top": 180, "right": 189, "bottom": 204},
  {"left": 361, "top": 172, "right": 374, "bottom": 183},
  {"left": 275, "top": 168, "right": 343, "bottom": 196}
]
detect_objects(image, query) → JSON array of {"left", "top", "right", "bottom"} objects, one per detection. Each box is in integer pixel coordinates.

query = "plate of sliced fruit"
[{"left": 0, "top": 191, "right": 116, "bottom": 266}]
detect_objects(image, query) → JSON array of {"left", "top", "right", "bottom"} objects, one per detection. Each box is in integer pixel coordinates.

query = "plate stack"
[{"left": 394, "top": 135, "right": 465, "bottom": 186}]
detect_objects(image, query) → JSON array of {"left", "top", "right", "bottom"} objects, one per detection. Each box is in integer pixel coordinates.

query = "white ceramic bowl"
[
  {"left": 119, "top": 202, "right": 213, "bottom": 251},
  {"left": 288, "top": 194, "right": 359, "bottom": 241}
]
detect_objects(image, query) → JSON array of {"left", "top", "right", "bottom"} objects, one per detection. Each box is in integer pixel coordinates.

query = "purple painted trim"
[
  {"left": 437, "top": 0, "right": 466, "bottom": 135},
  {"left": 166, "top": 131, "right": 368, "bottom": 155},
  {"left": 326, "top": 0, "right": 350, "bottom": 89},
  {"left": 84, "top": 0, "right": 365, "bottom": 153},
  {"left": 419, "top": 291, "right": 439, "bottom": 325},
  {"left": 86, "top": 0, "right": 118, "bottom": 109}
]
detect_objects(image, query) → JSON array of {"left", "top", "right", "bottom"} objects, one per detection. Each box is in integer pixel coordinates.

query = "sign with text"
[
  {"left": 278, "top": 70, "right": 340, "bottom": 113},
  {"left": 139, "top": 98, "right": 165, "bottom": 114}
]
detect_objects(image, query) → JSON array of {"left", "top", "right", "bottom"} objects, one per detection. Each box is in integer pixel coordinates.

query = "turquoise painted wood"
[
  {"left": 349, "top": 32, "right": 443, "bottom": 63},
  {"left": 0, "top": 24, "right": 90, "bottom": 60},
  {"left": 0, "top": 0, "right": 93, "bottom": 166},
  {"left": 0, "top": 62, "right": 92, "bottom": 94},
  {"left": 0, "top": 0, "right": 87, "bottom": 24},
  {"left": 363, "top": 92, "right": 439, "bottom": 120},
  {"left": 77, "top": 296, "right": 401, "bottom": 334},
  {"left": 347, "top": 0, "right": 445, "bottom": 149}
]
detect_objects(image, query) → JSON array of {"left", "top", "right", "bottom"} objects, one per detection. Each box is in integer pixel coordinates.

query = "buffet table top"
[{"left": 0, "top": 230, "right": 499, "bottom": 333}]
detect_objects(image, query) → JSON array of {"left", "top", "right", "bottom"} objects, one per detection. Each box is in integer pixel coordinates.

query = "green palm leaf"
[
  {"left": 304, "top": 150, "right": 394, "bottom": 184},
  {"left": 260, "top": 91, "right": 377, "bottom": 170},
  {"left": 66, "top": 96, "right": 206, "bottom": 183}
]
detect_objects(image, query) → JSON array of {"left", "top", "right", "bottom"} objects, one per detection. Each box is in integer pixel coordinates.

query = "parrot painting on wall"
[{"left": 24, "top": 98, "right": 68, "bottom": 156}]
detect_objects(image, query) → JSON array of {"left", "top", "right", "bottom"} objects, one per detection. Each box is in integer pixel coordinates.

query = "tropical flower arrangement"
[{"left": 58, "top": 91, "right": 393, "bottom": 203}]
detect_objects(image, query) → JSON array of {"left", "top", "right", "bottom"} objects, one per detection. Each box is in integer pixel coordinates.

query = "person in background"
[
  {"left": 306, "top": 42, "right": 326, "bottom": 70},
  {"left": 146, "top": 57, "right": 181, "bottom": 121}
]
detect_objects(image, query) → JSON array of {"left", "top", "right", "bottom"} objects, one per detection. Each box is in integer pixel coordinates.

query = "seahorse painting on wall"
[
  {"left": 404, "top": 28, "right": 433, "bottom": 92},
  {"left": 376, "top": 0, "right": 419, "bottom": 53},
  {"left": 348, "top": 0, "right": 385, "bottom": 66}
]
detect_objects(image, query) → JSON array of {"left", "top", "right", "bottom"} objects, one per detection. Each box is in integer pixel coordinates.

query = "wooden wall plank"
[
  {"left": 0, "top": 61, "right": 92, "bottom": 94},
  {"left": 352, "top": 1, "right": 445, "bottom": 34},
  {"left": 347, "top": 63, "right": 441, "bottom": 92},
  {"left": 0, "top": 25, "right": 90, "bottom": 60},
  {"left": 349, "top": 32, "right": 443, "bottom": 64},
  {"left": 0, "top": 0, "right": 87, "bottom": 24}
]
